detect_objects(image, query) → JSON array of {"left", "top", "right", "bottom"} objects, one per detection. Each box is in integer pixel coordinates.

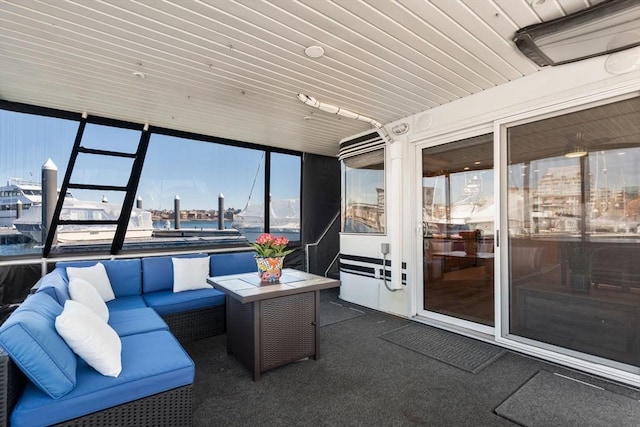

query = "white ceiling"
[{"left": 0, "top": 0, "right": 605, "bottom": 157}]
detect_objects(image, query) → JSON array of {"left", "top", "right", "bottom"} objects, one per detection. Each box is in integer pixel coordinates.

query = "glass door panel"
[
  {"left": 422, "top": 134, "right": 494, "bottom": 326},
  {"left": 506, "top": 96, "right": 640, "bottom": 370}
]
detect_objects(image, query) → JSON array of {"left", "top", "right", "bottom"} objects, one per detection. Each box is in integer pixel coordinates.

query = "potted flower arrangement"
[{"left": 251, "top": 233, "right": 295, "bottom": 283}]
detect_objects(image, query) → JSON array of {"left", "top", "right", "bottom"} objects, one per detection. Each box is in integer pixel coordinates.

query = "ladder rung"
[
  {"left": 67, "top": 183, "right": 127, "bottom": 192},
  {"left": 58, "top": 220, "right": 119, "bottom": 226},
  {"left": 77, "top": 147, "right": 137, "bottom": 158}
]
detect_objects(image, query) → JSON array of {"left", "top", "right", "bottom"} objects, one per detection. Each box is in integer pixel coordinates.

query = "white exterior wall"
[{"left": 340, "top": 52, "right": 640, "bottom": 319}]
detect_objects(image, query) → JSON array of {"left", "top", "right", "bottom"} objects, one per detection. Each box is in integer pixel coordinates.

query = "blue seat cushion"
[
  {"left": 210, "top": 251, "right": 257, "bottom": 276},
  {"left": 106, "top": 295, "right": 148, "bottom": 312},
  {"left": 0, "top": 293, "right": 76, "bottom": 399},
  {"left": 10, "top": 330, "right": 195, "bottom": 427},
  {"left": 108, "top": 308, "right": 168, "bottom": 337},
  {"left": 56, "top": 259, "right": 142, "bottom": 298},
  {"left": 141, "top": 253, "right": 208, "bottom": 294},
  {"left": 142, "top": 288, "right": 225, "bottom": 316}
]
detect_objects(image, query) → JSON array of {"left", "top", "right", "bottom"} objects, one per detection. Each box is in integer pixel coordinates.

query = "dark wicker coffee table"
[{"left": 207, "top": 269, "right": 340, "bottom": 380}]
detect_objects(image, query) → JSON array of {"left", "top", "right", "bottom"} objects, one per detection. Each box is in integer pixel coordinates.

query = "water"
[
  {"left": 154, "top": 220, "right": 299, "bottom": 243},
  {"left": 152, "top": 219, "right": 235, "bottom": 230},
  {"left": 0, "top": 242, "right": 40, "bottom": 257}
]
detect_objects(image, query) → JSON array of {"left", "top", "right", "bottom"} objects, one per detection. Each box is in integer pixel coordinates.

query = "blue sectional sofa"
[{"left": 0, "top": 250, "right": 256, "bottom": 426}]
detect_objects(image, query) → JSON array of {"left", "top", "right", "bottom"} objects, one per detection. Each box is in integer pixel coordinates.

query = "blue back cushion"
[
  {"left": 56, "top": 259, "right": 142, "bottom": 297},
  {"left": 210, "top": 251, "right": 256, "bottom": 276},
  {"left": 141, "top": 253, "right": 207, "bottom": 293},
  {"left": 0, "top": 293, "right": 77, "bottom": 399},
  {"left": 35, "top": 268, "right": 70, "bottom": 305}
]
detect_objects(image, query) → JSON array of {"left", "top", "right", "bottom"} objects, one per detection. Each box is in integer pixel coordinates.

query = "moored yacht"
[
  {"left": 232, "top": 199, "right": 301, "bottom": 235},
  {"left": 0, "top": 179, "right": 43, "bottom": 228},
  {"left": 13, "top": 199, "right": 153, "bottom": 243}
]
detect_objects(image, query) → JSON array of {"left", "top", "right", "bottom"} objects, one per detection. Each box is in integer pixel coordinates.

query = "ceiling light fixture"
[
  {"left": 304, "top": 46, "right": 325, "bottom": 58},
  {"left": 391, "top": 123, "right": 409, "bottom": 135},
  {"left": 513, "top": 0, "right": 640, "bottom": 67},
  {"left": 565, "top": 132, "right": 588, "bottom": 158},
  {"left": 565, "top": 146, "right": 588, "bottom": 158},
  {"left": 132, "top": 71, "right": 146, "bottom": 78}
]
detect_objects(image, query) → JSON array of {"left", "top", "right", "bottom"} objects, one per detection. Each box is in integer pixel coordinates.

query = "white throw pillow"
[
  {"left": 172, "top": 256, "right": 212, "bottom": 293},
  {"left": 55, "top": 300, "right": 122, "bottom": 377},
  {"left": 69, "top": 278, "right": 109, "bottom": 322},
  {"left": 66, "top": 263, "right": 115, "bottom": 302}
]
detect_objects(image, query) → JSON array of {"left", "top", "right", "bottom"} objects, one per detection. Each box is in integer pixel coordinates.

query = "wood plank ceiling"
[{"left": 0, "top": 0, "right": 605, "bottom": 157}]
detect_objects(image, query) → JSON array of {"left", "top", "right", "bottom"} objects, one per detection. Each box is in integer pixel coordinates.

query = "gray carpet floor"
[
  {"left": 183, "top": 288, "right": 640, "bottom": 426},
  {"left": 319, "top": 299, "right": 366, "bottom": 326},
  {"left": 496, "top": 370, "right": 640, "bottom": 427}
]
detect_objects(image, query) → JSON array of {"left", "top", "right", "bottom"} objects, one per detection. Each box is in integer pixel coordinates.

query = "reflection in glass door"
[
  {"left": 506, "top": 96, "right": 640, "bottom": 371},
  {"left": 422, "top": 134, "right": 494, "bottom": 326}
]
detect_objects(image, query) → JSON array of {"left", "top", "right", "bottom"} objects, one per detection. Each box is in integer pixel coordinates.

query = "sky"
[{"left": 1, "top": 109, "right": 301, "bottom": 211}]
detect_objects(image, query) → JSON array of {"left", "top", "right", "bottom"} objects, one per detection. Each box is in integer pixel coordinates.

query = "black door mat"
[
  {"left": 379, "top": 323, "right": 505, "bottom": 373},
  {"left": 495, "top": 370, "right": 640, "bottom": 427},
  {"left": 319, "top": 300, "right": 365, "bottom": 326}
]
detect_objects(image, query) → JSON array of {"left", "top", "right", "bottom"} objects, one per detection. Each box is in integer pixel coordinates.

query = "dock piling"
[
  {"left": 174, "top": 195, "right": 181, "bottom": 229},
  {"left": 218, "top": 193, "right": 224, "bottom": 230},
  {"left": 42, "top": 159, "right": 57, "bottom": 245}
]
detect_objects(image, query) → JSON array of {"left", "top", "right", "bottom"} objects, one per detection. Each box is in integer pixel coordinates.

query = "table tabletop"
[{"left": 207, "top": 269, "right": 340, "bottom": 304}]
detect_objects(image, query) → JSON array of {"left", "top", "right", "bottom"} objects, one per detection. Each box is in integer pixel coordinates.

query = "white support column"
[{"left": 388, "top": 138, "right": 404, "bottom": 291}]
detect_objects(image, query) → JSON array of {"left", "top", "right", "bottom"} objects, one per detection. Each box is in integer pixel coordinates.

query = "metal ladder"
[{"left": 43, "top": 114, "right": 150, "bottom": 256}]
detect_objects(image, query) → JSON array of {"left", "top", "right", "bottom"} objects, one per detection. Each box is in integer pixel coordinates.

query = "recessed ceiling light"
[
  {"left": 464, "top": 167, "right": 470, "bottom": 171},
  {"left": 474, "top": 161, "right": 481, "bottom": 165},
  {"left": 132, "top": 71, "right": 146, "bottom": 78},
  {"left": 304, "top": 46, "right": 325, "bottom": 58}
]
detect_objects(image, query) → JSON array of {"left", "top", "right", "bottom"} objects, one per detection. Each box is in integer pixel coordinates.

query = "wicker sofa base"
[
  {"left": 53, "top": 385, "right": 192, "bottom": 427},
  {"left": 162, "top": 304, "right": 225, "bottom": 344},
  {"left": 0, "top": 348, "right": 192, "bottom": 427}
]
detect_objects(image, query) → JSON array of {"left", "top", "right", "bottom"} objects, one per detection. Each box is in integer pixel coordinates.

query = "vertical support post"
[
  {"left": 218, "top": 193, "right": 225, "bottom": 230},
  {"left": 42, "top": 159, "right": 58, "bottom": 246},
  {"left": 264, "top": 153, "right": 271, "bottom": 232},
  {"left": 174, "top": 195, "right": 181, "bottom": 229},
  {"left": 16, "top": 200, "right": 22, "bottom": 219},
  {"left": 388, "top": 139, "right": 403, "bottom": 291}
]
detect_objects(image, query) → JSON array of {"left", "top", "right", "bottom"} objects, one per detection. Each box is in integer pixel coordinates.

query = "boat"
[
  {"left": 233, "top": 199, "right": 300, "bottom": 235},
  {"left": 13, "top": 199, "right": 153, "bottom": 243},
  {"left": 1, "top": 179, "right": 153, "bottom": 243},
  {"left": 0, "top": 179, "right": 44, "bottom": 228}
]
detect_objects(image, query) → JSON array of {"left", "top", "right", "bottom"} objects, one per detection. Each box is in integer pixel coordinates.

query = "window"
[
  {"left": 342, "top": 149, "right": 385, "bottom": 234},
  {"left": 0, "top": 109, "right": 78, "bottom": 256},
  {"left": 268, "top": 153, "right": 301, "bottom": 241},
  {"left": 0, "top": 104, "right": 303, "bottom": 257},
  {"left": 138, "top": 133, "right": 266, "bottom": 241}
]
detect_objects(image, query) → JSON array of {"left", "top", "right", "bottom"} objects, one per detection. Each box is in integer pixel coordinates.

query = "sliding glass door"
[
  {"left": 504, "top": 95, "right": 640, "bottom": 371},
  {"left": 421, "top": 133, "right": 495, "bottom": 327}
]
